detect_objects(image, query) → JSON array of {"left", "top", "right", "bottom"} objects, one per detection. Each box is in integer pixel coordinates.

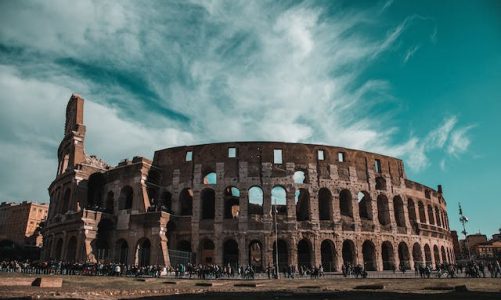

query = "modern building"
[{"left": 42, "top": 94, "right": 455, "bottom": 270}]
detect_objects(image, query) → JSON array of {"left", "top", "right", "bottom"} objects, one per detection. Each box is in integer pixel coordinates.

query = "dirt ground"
[{"left": 0, "top": 273, "right": 500, "bottom": 299}]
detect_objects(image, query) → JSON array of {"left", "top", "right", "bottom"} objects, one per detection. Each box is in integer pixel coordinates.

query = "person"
[{"left": 114, "top": 264, "right": 121, "bottom": 276}]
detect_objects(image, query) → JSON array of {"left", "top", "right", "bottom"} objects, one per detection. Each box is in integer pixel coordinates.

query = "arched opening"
[
  {"left": 159, "top": 191, "right": 172, "bottom": 213},
  {"left": 398, "top": 242, "right": 410, "bottom": 269},
  {"left": 248, "top": 186, "right": 264, "bottom": 216},
  {"left": 321, "top": 240, "right": 336, "bottom": 272},
  {"left": 435, "top": 207, "right": 442, "bottom": 227},
  {"left": 318, "top": 188, "right": 332, "bottom": 221},
  {"left": 342, "top": 240, "right": 356, "bottom": 266},
  {"left": 273, "top": 239, "right": 289, "bottom": 270},
  {"left": 362, "top": 240, "right": 377, "bottom": 271},
  {"left": 393, "top": 196, "right": 406, "bottom": 227},
  {"left": 441, "top": 246, "right": 447, "bottom": 264},
  {"left": 87, "top": 172, "right": 105, "bottom": 209},
  {"left": 203, "top": 172, "right": 217, "bottom": 184},
  {"left": 177, "top": 240, "right": 191, "bottom": 252},
  {"left": 200, "top": 239, "right": 215, "bottom": 264},
  {"left": 137, "top": 239, "right": 151, "bottom": 267},
  {"left": 54, "top": 238, "right": 63, "bottom": 260},
  {"left": 358, "top": 191, "right": 372, "bottom": 220},
  {"left": 297, "top": 239, "right": 312, "bottom": 267},
  {"left": 293, "top": 170, "right": 306, "bottom": 184},
  {"left": 433, "top": 245, "right": 440, "bottom": 266},
  {"left": 119, "top": 186, "right": 133, "bottom": 210},
  {"left": 248, "top": 240, "right": 263, "bottom": 271},
  {"left": 375, "top": 176, "right": 386, "bottom": 190},
  {"left": 271, "top": 186, "right": 287, "bottom": 215},
  {"left": 418, "top": 202, "right": 426, "bottom": 223},
  {"left": 105, "top": 191, "right": 114, "bottom": 213},
  {"left": 95, "top": 219, "right": 113, "bottom": 261},
  {"left": 116, "top": 239, "right": 129, "bottom": 264},
  {"left": 224, "top": 187, "right": 240, "bottom": 219},
  {"left": 339, "top": 189, "right": 353, "bottom": 218},
  {"left": 381, "top": 241, "right": 394, "bottom": 270},
  {"left": 427, "top": 205, "right": 435, "bottom": 225},
  {"left": 223, "top": 239, "right": 239, "bottom": 267},
  {"left": 424, "top": 244, "right": 432, "bottom": 266},
  {"left": 295, "top": 188, "right": 310, "bottom": 221},
  {"left": 66, "top": 236, "right": 77, "bottom": 263},
  {"left": 179, "top": 188, "right": 193, "bottom": 216},
  {"left": 61, "top": 189, "right": 71, "bottom": 214},
  {"left": 407, "top": 199, "right": 416, "bottom": 224},
  {"left": 412, "top": 243, "right": 423, "bottom": 265},
  {"left": 377, "top": 195, "right": 391, "bottom": 226},
  {"left": 200, "top": 188, "right": 215, "bottom": 220}
]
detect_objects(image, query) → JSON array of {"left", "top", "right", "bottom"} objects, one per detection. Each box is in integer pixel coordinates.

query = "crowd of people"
[{"left": 1, "top": 259, "right": 500, "bottom": 279}]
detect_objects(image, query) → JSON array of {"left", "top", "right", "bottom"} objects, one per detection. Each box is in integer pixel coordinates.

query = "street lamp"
[
  {"left": 272, "top": 193, "right": 279, "bottom": 279},
  {"left": 458, "top": 202, "right": 471, "bottom": 260}
]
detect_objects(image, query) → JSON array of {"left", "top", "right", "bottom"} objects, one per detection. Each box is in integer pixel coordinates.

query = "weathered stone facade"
[{"left": 42, "top": 95, "right": 454, "bottom": 271}]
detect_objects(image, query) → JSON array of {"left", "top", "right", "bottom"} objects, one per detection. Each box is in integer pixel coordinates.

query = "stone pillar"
[{"left": 313, "top": 236, "right": 321, "bottom": 268}]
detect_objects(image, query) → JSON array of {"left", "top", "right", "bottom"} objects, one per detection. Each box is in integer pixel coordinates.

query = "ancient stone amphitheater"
[{"left": 42, "top": 95, "right": 454, "bottom": 271}]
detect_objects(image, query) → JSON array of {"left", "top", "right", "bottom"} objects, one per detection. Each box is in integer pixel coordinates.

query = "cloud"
[
  {"left": 403, "top": 45, "right": 420, "bottom": 63},
  {"left": 0, "top": 1, "right": 473, "bottom": 202}
]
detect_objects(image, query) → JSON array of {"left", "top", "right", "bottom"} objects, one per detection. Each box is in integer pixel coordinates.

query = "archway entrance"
[
  {"left": 424, "top": 244, "right": 432, "bottom": 266},
  {"left": 200, "top": 239, "right": 215, "bottom": 264},
  {"left": 320, "top": 240, "right": 336, "bottom": 272},
  {"left": 248, "top": 241, "right": 263, "bottom": 271},
  {"left": 297, "top": 239, "right": 312, "bottom": 267},
  {"left": 398, "top": 242, "right": 410, "bottom": 269},
  {"left": 412, "top": 243, "right": 423, "bottom": 266},
  {"left": 223, "top": 239, "right": 239, "bottom": 267},
  {"left": 137, "top": 239, "right": 151, "bottom": 267},
  {"left": 273, "top": 239, "right": 289, "bottom": 270},
  {"left": 342, "top": 240, "right": 356, "bottom": 266},
  {"left": 116, "top": 239, "right": 129, "bottom": 264},
  {"left": 66, "top": 237, "right": 77, "bottom": 262},
  {"left": 362, "top": 240, "right": 377, "bottom": 271},
  {"left": 381, "top": 241, "right": 394, "bottom": 270}
]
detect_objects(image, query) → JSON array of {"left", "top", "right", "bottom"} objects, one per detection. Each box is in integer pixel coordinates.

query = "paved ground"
[{"left": 0, "top": 273, "right": 500, "bottom": 299}]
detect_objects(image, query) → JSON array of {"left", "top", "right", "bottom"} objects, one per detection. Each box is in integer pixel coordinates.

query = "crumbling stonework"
[{"left": 42, "top": 95, "right": 454, "bottom": 271}]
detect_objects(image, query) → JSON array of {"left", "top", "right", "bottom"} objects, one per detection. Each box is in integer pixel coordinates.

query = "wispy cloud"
[{"left": 403, "top": 44, "right": 420, "bottom": 63}]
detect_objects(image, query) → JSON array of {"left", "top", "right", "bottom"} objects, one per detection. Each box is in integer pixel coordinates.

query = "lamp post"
[
  {"left": 458, "top": 202, "right": 471, "bottom": 260},
  {"left": 273, "top": 196, "right": 279, "bottom": 279}
]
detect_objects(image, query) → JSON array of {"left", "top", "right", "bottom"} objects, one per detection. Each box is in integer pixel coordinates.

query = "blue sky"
[{"left": 0, "top": 0, "right": 500, "bottom": 237}]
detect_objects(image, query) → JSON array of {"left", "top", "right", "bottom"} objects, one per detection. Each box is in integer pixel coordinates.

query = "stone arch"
[
  {"left": 358, "top": 191, "right": 372, "bottom": 220},
  {"left": 66, "top": 236, "right": 77, "bottom": 262},
  {"left": 179, "top": 188, "right": 193, "bottom": 216},
  {"left": 297, "top": 238, "right": 312, "bottom": 267},
  {"left": 248, "top": 186, "right": 264, "bottom": 216},
  {"left": 427, "top": 205, "right": 435, "bottom": 225},
  {"left": 433, "top": 245, "right": 440, "bottom": 265},
  {"left": 418, "top": 202, "right": 426, "bottom": 223},
  {"left": 398, "top": 242, "right": 410, "bottom": 269},
  {"left": 295, "top": 188, "right": 310, "bottom": 221},
  {"left": 339, "top": 189, "right": 353, "bottom": 218},
  {"left": 320, "top": 239, "right": 336, "bottom": 272},
  {"left": 248, "top": 240, "right": 263, "bottom": 271},
  {"left": 54, "top": 238, "right": 64, "bottom": 260},
  {"left": 271, "top": 186, "right": 287, "bottom": 215},
  {"left": 136, "top": 238, "right": 151, "bottom": 267},
  {"left": 375, "top": 176, "right": 387, "bottom": 190},
  {"left": 200, "top": 188, "right": 215, "bottom": 220},
  {"left": 318, "top": 188, "right": 333, "bottom": 221},
  {"left": 61, "top": 188, "right": 71, "bottom": 214},
  {"left": 200, "top": 239, "right": 215, "bottom": 264},
  {"left": 224, "top": 186, "right": 240, "bottom": 219},
  {"left": 223, "top": 239, "right": 239, "bottom": 267},
  {"left": 273, "top": 239, "right": 289, "bottom": 270},
  {"left": 412, "top": 242, "right": 423, "bottom": 265},
  {"left": 293, "top": 170, "right": 307, "bottom": 184},
  {"left": 381, "top": 241, "right": 394, "bottom": 270},
  {"left": 393, "top": 196, "right": 406, "bottom": 227},
  {"left": 424, "top": 244, "right": 432, "bottom": 266},
  {"left": 118, "top": 186, "right": 133, "bottom": 210},
  {"left": 105, "top": 191, "right": 114, "bottom": 213},
  {"left": 203, "top": 172, "right": 217, "bottom": 184},
  {"left": 377, "top": 194, "right": 391, "bottom": 226},
  {"left": 115, "top": 239, "right": 129, "bottom": 264},
  {"left": 87, "top": 172, "right": 105, "bottom": 209},
  {"left": 407, "top": 198, "right": 416, "bottom": 223},
  {"left": 362, "top": 240, "right": 377, "bottom": 271},
  {"left": 435, "top": 207, "right": 442, "bottom": 227},
  {"left": 159, "top": 190, "right": 172, "bottom": 213},
  {"left": 95, "top": 218, "right": 113, "bottom": 261},
  {"left": 441, "top": 246, "right": 447, "bottom": 264},
  {"left": 342, "top": 239, "right": 356, "bottom": 266}
]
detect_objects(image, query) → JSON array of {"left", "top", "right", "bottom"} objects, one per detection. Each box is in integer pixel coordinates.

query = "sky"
[{"left": 0, "top": 0, "right": 500, "bottom": 237}]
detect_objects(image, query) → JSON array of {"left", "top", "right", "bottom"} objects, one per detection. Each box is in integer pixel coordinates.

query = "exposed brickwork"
[{"left": 42, "top": 95, "right": 454, "bottom": 271}]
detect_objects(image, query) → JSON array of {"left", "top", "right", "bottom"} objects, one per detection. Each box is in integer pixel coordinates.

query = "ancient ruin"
[{"left": 41, "top": 94, "right": 454, "bottom": 271}]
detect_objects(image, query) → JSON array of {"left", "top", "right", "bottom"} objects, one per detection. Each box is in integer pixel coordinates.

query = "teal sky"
[{"left": 0, "top": 0, "right": 500, "bottom": 237}]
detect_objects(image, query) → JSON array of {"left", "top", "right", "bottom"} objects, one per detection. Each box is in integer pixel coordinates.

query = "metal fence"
[{"left": 168, "top": 249, "right": 195, "bottom": 266}]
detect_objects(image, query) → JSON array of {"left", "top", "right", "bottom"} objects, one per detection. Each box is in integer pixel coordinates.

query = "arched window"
[
  {"left": 203, "top": 172, "right": 217, "bottom": 184},
  {"left": 179, "top": 188, "right": 193, "bottom": 216},
  {"left": 427, "top": 205, "right": 435, "bottom": 225},
  {"left": 248, "top": 186, "right": 263, "bottom": 215},
  {"left": 407, "top": 198, "right": 416, "bottom": 223},
  {"left": 200, "top": 188, "right": 215, "bottom": 220},
  {"left": 393, "top": 196, "right": 406, "bottom": 227},
  {"left": 61, "top": 189, "right": 71, "bottom": 214},
  {"left": 160, "top": 191, "right": 172, "bottom": 213},
  {"left": 318, "top": 188, "right": 332, "bottom": 221},
  {"left": 435, "top": 207, "right": 442, "bottom": 227},
  {"left": 293, "top": 170, "right": 306, "bottom": 184},
  {"left": 339, "top": 189, "right": 353, "bottom": 218},
  {"left": 418, "top": 202, "right": 426, "bottom": 223},
  {"left": 87, "top": 172, "right": 105, "bottom": 209},
  {"left": 295, "top": 188, "right": 310, "bottom": 221},
  {"left": 271, "top": 186, "right": 287, "bottom": 215},
  {"left": 224, "top": 186, "right": 240, "bottom": 219},
  {"left": 358, "top": 191, "right": 372, "bottom": 220},
  {"left": 377, "top": 194, "right": 390, "bottom": 226},
  {"left": 375, "top": 176, "right": 386, "bottom": 190},
  {"left": 119, "top": 186, "right": 133, "bottom": 210}
]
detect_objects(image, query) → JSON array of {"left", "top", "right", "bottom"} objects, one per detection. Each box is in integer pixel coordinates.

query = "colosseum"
[{"left": 41, "top": 94, "right": 455, "bottom": 271}]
